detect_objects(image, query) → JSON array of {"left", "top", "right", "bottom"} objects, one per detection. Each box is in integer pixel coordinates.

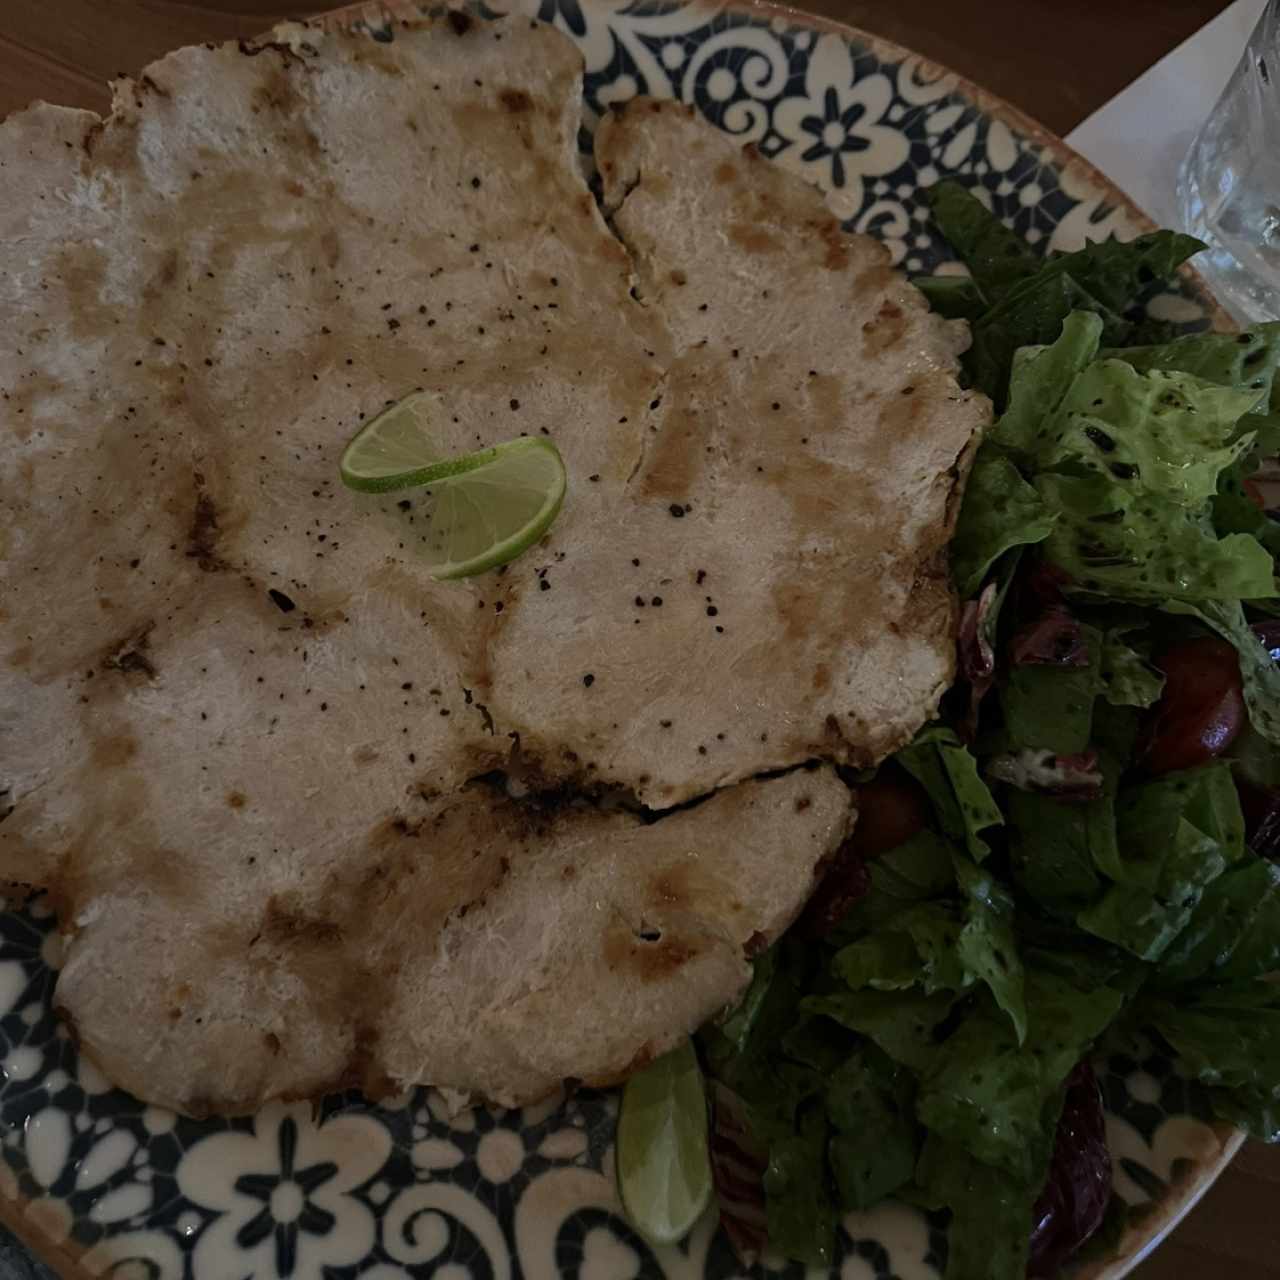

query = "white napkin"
[{"left": 1065, "top": 0, "right": 1268, "bottom": 227}]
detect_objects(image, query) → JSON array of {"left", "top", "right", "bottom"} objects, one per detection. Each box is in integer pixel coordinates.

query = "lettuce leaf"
[
  {"left": 974, "top": 313, "right": 1277, "bottom": 606},
  {"left": 969, "top": 273, "right": 1128, "bottom": 407},
  {"left": 831, "top": 829, "right": 958, "bottom": 940},
  {"left": 965, "top": 231, "right": 1203, "bottom": 404},
  {"left": 1139, "top": 980, "right": 1280, "bottom": 1094},
  {"left": 896, "top": 727, "right": 1003, "bottom": 861},
  {"left": 802, "top": 988, "right": 957, "bottom": 1074},
  {"left": 1104, "top": 323, "right": 1280, "bottom": 412},
  {"left": 951, "top": 447, "right": 1056, "bottom": 598},
  {"left": 1034, "top": 362, "right": 1260, "bottom": 506},
  {"left": 718, "top": 948, "right": 778, "bottom": 1054},
  {"left": 953, "top": 854, "right": 1027, "bottom": 1043},
  {"left": 1156, "top": 852, "right": 1280, "bottom": 985},
  {"left": 915, "top": 971, "right": 1122, "bottom": 1180},
  {"left": 914, "top": 1134, "right": 1036, "bottom": 1280},
  {"left": 834, "top": 902, "right": 967, "bottom": 994},
  {"left": 1212, "top": 1086, "right": 1280, "bottom": 1142},
  {"left": 926, "top": 181, "right": 1041, "bottom": 303},
  {"left": 872, "top": 829, "right": 958, "bottom": 898},
  {"left": 1214, "top": 461, "right": 1280, "bottom": 555},
  {"left": 1018, "top": 352, "right": 1276, "bottom": 599},
  {"left": 1123, "top": 981, "right": 1280, "bottom": 1137},
  {"left": 1039, "top": 471, "right": 1276, "bottom": 601},
  {"left": 761, "top": 1101, "right": 837, "bottom": 1265},
  {"left": 999, "top": 622, "right": 1103, "bottom": 754},
  {"left": 1098, "top": 626, "right": 1164, "bottom": 707},
  {"left": 991, "top": 310, "right": 1104, "bottom": 455},
  {"left": 824, "top": 1048, "right": 918, "bottom": 1210},
  {"left": 1078, "top": 764, "right": 1244, "bottom": 961},
  {"left": 833, "top": 860, "right": 1026, "bottom": 1043},
  {"left": 1043, "top": 231, "right": 1205, "bottom": 313},
  {"left": 913, "top": 273, "right": 989, "bottom": 322},
  {"left": 1007, "top": 788, "right": 1105, "bottom": 917}
]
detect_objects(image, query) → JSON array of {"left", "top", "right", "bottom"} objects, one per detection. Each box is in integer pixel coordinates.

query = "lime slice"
[
  {"left": 338, "top": 394, "right": 566, "bottom": 580},
  {"left": 340, "top": 391, "right": 483, "bottom": 493},
  {"left": 617, "top": 1037, "right": 713, "bottom": 1246}
]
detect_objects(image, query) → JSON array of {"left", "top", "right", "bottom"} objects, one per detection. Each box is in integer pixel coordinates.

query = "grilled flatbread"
[
  {"left": 0, "top": 13, "right": 986, "bottom": 1114},
  {"left": 57, "top": 766, "right": 852, "bottom": 1111}
]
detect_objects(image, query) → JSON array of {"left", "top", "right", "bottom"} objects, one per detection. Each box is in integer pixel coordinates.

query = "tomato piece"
[
  {"left": 852, "top": 768, "right": 930, "bottom": 857},
  {"left": 1140, "top": 638, "right": 1246, "bottom": 775},
  {"left": 796, "top": 768, "right": 929, "bottom": 938},
  {"left": 1243, "top": 476, "right": 1267, "bottom": 510}
]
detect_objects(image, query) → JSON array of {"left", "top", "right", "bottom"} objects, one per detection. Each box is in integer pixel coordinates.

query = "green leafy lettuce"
[
  {"left": 895, "top": 726, "right": 1004, "bottom": 861},
  {"left": 1077, "top": 764, "right": 1245, "bottom": 961},
  {"left": 925, "top": 179, "right": 1203, "bottom": 405},
  {"left": 696, "top": 193, "right": 1280, "bottom": 1280},
  {"left": 951, "top": 450, "right": 1056, "bottom": 598}
]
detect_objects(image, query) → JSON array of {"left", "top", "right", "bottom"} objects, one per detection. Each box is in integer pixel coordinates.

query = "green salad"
[{"left": 627, "top": 183, "right": 1280, "bottom": 1280}]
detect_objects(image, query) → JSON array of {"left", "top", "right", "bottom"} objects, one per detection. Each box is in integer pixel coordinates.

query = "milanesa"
[{"left": 0, "top": 13, "right": 988, "bottom": 1114}]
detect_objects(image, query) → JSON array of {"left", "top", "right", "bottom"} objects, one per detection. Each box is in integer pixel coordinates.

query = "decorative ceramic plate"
[{"left": 0, "top": 2, "right": 1240, "bottom": 1278}]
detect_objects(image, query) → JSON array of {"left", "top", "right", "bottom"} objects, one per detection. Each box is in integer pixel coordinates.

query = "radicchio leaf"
[
  {"left": 959, "top": 580, "right": 999, "bottom": 738},
  {"left": 987, "top": 748, "right": 1103, "bottom": 800},
  {"left": 708, "top": 1081, "right": 770, "bottom": 1266},
  {"left": 959, "top": 559, "right": 1020, "bottom": 737},
  {"left": 960, "top": 591, "right": 997, "bottom": 686},
  {"left": 1010, "top": 605, "right": 1090, "bottom": 667},
  {"left": 1238, "top": 779, "right": 1280, "bottom": 861},
  {"left": 1023, "top": 560, "right": 1073, "bottom": 610},
  {"left": 1028, "top": 1061, "right": 1111, "bottom": 1278}
]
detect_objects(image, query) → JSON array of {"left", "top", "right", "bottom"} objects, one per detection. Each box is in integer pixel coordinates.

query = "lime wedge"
[
  {"left": 338, "top": 394, "right": 566, "bottom": 580},
  {"left": 617, "top": 1037, "right": 713, "bottom": 1246}
]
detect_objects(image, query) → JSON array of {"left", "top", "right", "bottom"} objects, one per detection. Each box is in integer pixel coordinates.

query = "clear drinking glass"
[{"left": 1178, "top": 0, "right": 1280, "bottom": 321}]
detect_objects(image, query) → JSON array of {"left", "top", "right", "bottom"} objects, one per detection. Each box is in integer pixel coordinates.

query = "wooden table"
[{"left": 0, "top": 2, "right": 1272, "bottom": 1278}]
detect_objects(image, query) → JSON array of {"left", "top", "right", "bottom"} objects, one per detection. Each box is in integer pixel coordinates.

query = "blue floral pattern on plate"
[{"left": 0, "top": 1, "right": 1227, "bottom": 1276}]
